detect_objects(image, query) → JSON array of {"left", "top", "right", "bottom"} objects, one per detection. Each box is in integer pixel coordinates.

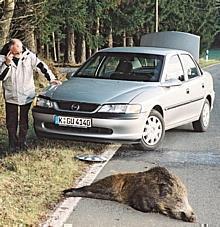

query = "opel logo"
[{"left": 71, "top": 104, "right": 80, "bottom": 111}]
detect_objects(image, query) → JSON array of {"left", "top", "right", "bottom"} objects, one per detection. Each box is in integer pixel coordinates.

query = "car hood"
[{"left": 44, "top": 77, "right": 156, "bottom": 104}]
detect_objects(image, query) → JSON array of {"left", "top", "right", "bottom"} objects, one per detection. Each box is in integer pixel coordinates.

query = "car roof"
[{"left": 98, "top": 46, "right": 189, "bottom": 56}]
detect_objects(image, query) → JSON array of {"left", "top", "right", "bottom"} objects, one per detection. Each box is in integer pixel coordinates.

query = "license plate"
[{"left": 54, "top": 116, "right": 92, "bottom": 128}]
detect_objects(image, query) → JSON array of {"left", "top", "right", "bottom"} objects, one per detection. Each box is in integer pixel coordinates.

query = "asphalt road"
[{"left": 65, "top": 64, "right": 220, "bottom": 227}]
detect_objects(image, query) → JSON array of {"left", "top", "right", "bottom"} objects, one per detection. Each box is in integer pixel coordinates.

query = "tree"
[
  {"left": 0, "top": 0, "right": 16, "bottom": 47},
  {"left": 106, "top": 0, "right": 154, "bottom": 46},
  {"left": 159, "top": 0, "right": 220, "bottom": 53},
  {"left": 1, "top": 0, "right": 219, "bottom": 61}
]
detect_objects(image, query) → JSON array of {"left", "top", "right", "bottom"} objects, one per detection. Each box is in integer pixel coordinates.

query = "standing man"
[{"left": 0, "top": 39, "right": 61, "bottom": 152}]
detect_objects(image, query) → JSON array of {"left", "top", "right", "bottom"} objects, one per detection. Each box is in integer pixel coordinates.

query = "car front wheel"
[
  {"left": 192, "top": 99, "right": 210, "bottom": 132},
  {"left": 135, "top": 109, "right": 165, "bottom": 151}
]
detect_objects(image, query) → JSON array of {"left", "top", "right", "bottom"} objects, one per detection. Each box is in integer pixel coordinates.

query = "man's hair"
[{"left": 0, "top": 39, "right": 25, "bottom": 56}]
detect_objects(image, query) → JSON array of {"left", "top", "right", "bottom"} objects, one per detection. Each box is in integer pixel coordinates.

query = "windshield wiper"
[{"left": 74, "top": 74, "right": 94, "bottom": 78}]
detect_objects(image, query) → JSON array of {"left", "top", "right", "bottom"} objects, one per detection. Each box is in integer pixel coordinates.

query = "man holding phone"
[{"left": 0, "top": 39, "right": 61, "bottom": 152}]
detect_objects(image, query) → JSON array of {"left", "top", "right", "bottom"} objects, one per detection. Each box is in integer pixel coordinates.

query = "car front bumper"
[{"left": 32, "top": 107, "right": 147, "bottom": 143}]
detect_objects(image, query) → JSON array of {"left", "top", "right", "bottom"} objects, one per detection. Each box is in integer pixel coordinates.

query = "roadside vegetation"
[
  {"left": 0, "top": 68, "right": 109, "bottom": 225},
  {"left": 0, "top": 138, "right": 107, "bottom": 225},
  {"left": 199, "top": 58, "right": 220, "bottom": 68}
]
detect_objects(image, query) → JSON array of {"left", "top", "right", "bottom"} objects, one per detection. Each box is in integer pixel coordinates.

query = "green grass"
[
  {"left": 0, "top": 108, "right": 107, "bottom": 225},
  {"left": 199, "top": 58, "right": 220, "bottom": 68},
  {"left": 0, "top": 70, "right": 108, "bottom": 225},
  {"left": 0, "top": 138, "right": 107, "bottom": 225}
]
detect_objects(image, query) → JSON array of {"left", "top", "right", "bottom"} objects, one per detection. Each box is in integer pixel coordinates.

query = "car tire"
[
  {"left": 192, "top": 99, "right": 210, "bottom": 132},
  {"left": 135, "top": 109, "right": 165, "bottom": 151}
]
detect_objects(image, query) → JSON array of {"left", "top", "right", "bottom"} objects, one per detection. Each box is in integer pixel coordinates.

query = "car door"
[
  {"left": 179, "top": 54, "right": 205, "bottom": 120},
  {"left": 162, "top": 54, "right": 191, "bottom": 129}
]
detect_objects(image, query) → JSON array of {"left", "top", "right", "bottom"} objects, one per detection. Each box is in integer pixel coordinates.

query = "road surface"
[{"left": 65, "top": 64, "right": 220, "bottom": 227}]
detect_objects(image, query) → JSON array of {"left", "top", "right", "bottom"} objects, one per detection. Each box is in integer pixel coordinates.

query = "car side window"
[
  {"left": 181, "top": 54, "right": 200, "bottom": 79},
  {"left": 76, "top": 55, "right": 103, "bottom": 77},
  {"left": 99, "top": 57, "right": 121, "bottom": 78},
  {"left": 166, "top": 55, "right": 184, "bottom": 81}
]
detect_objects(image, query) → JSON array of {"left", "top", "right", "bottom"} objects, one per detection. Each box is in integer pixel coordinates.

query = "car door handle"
[{"left": 186, "top": 88, "right": 190, "bottom": 94}]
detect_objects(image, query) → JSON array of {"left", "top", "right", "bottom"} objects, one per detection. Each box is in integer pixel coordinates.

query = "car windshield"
[{"left": 74, "top": 52, "right": 164, "bottom": 82}]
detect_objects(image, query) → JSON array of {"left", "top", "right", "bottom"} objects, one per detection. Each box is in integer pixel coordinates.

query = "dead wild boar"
[{"left": 63, "top": 166, "right": 196, "bottom": 222}]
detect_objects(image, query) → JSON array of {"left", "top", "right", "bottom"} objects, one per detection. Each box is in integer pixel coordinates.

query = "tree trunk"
[
  {"left": 127, "top": 36, "right": 134, "bottom": 47},
  {"left": 44, "top": 44, "right": 49, "bottom": 59},
  {"left": 107, "top": 25, "right": 113, "bottom": 48},
  {"left": 25, "top": 28, "right": 36, "bottom": 52},
  {"left": 52, "top": 32, "right": 57, "bottom": 62},
  {"left": 80, "top": 35, "right": 86, "bottom": 64},
  {"left": 56, "top": 37, "right": 61, "bottom": 63},
  {"left": 0, "top": 0, "right": 16, "bottom": 47},
  {"left": 86, "top": 45, "right": 92, "bottom": 59},
  {"left": 36, "top": 35, "right": 42, "bottom": 55},
  {"left": 64, "top": 27, "right": 76, "bottom": 65},
  {"left": 123, "top": 30, "right": 126, "bottom": 47},
  {"left": 94, "top": 17, "right": 100, "bottom": 53}
]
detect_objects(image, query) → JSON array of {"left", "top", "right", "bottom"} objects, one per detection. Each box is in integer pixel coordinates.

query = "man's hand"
[
  {"left": 50, "top": 79, "right": 62, "bottom": 85},
  {"left": 5, "top": 51, "right": 13, "bottom": 66}
]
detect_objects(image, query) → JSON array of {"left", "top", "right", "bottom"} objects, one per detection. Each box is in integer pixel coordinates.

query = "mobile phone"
[
  {"left": 7, "top": 51, "right": 13, "bottom": 57},
  {"left": 0, "top": 43, "right": 10, "bottom": 56},
  {"left": 0, "top": 40, "right": 14, "bottom": 56}
]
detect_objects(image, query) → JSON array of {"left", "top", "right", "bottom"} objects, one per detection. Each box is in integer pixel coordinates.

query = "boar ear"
[{"left": 159, "top": 183, "right": 172, "bottom": 197}]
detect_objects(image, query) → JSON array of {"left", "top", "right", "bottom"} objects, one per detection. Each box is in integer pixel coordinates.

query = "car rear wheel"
[
  {"left": 135, "top": 109, "right": 165, "bottom": 151},
  {"left": 192, "top": 99, "right": 210, "bottom": 132}
]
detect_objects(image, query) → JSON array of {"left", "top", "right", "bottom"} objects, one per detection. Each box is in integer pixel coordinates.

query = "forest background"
[{"left": 1, "top": 0, "right": 220, "bottom": 65}]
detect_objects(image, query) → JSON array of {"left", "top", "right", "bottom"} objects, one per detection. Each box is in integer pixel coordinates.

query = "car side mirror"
[
  {"left": 187, "top": 68, "right": 192, "bottom": 76},
  {"left": 66, "top": 72, "right": 73, "bottom": 80},
  {"left": 178, "top": 75, "right": 185, "bottom": 81},
  {"left": 161, "top": 78, "right": 182, "bottom": 88}
]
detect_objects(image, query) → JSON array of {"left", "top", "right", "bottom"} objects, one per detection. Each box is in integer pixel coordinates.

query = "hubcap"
[
  {"left": 142, "top": 116, "right": 163, "bottom": 146},
  {"left": 202, "top": 102, "right": 210, "bottom": 128}
]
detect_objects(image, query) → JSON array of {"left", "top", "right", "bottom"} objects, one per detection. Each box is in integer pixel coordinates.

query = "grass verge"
[
  {"left": 0, "top": 66, "right": 109, "bottom": 225},
  {"left": 199, "top": 58, "right": 220, "bottom": 68},
  {"left": 0, "top": 114, "right": 108, "bottom": 225}
]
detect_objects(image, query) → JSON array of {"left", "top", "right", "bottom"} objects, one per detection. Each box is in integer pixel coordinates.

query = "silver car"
[{"left": 32, "top": 34, "right": 215, "bottom": 150}]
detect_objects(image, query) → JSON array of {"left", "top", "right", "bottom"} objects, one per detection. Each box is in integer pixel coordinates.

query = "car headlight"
[
  {"left": 98, "top": 104, "right": 141, "bottom": 114},
  {"left": 36, "top": 97, "right": 54, "bottom": 108}
]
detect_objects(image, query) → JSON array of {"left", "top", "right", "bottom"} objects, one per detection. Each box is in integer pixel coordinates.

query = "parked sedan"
[{"left": 32, "top": 46, "right": 215, "bottom": 150}]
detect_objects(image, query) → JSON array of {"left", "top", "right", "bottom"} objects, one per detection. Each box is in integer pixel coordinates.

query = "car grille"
[
  {"left": 56, "top": 101, "right": 99, "bottom": 112},
  {"left": 45, "top": 123, "right": 113, "bottom": 135}
]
